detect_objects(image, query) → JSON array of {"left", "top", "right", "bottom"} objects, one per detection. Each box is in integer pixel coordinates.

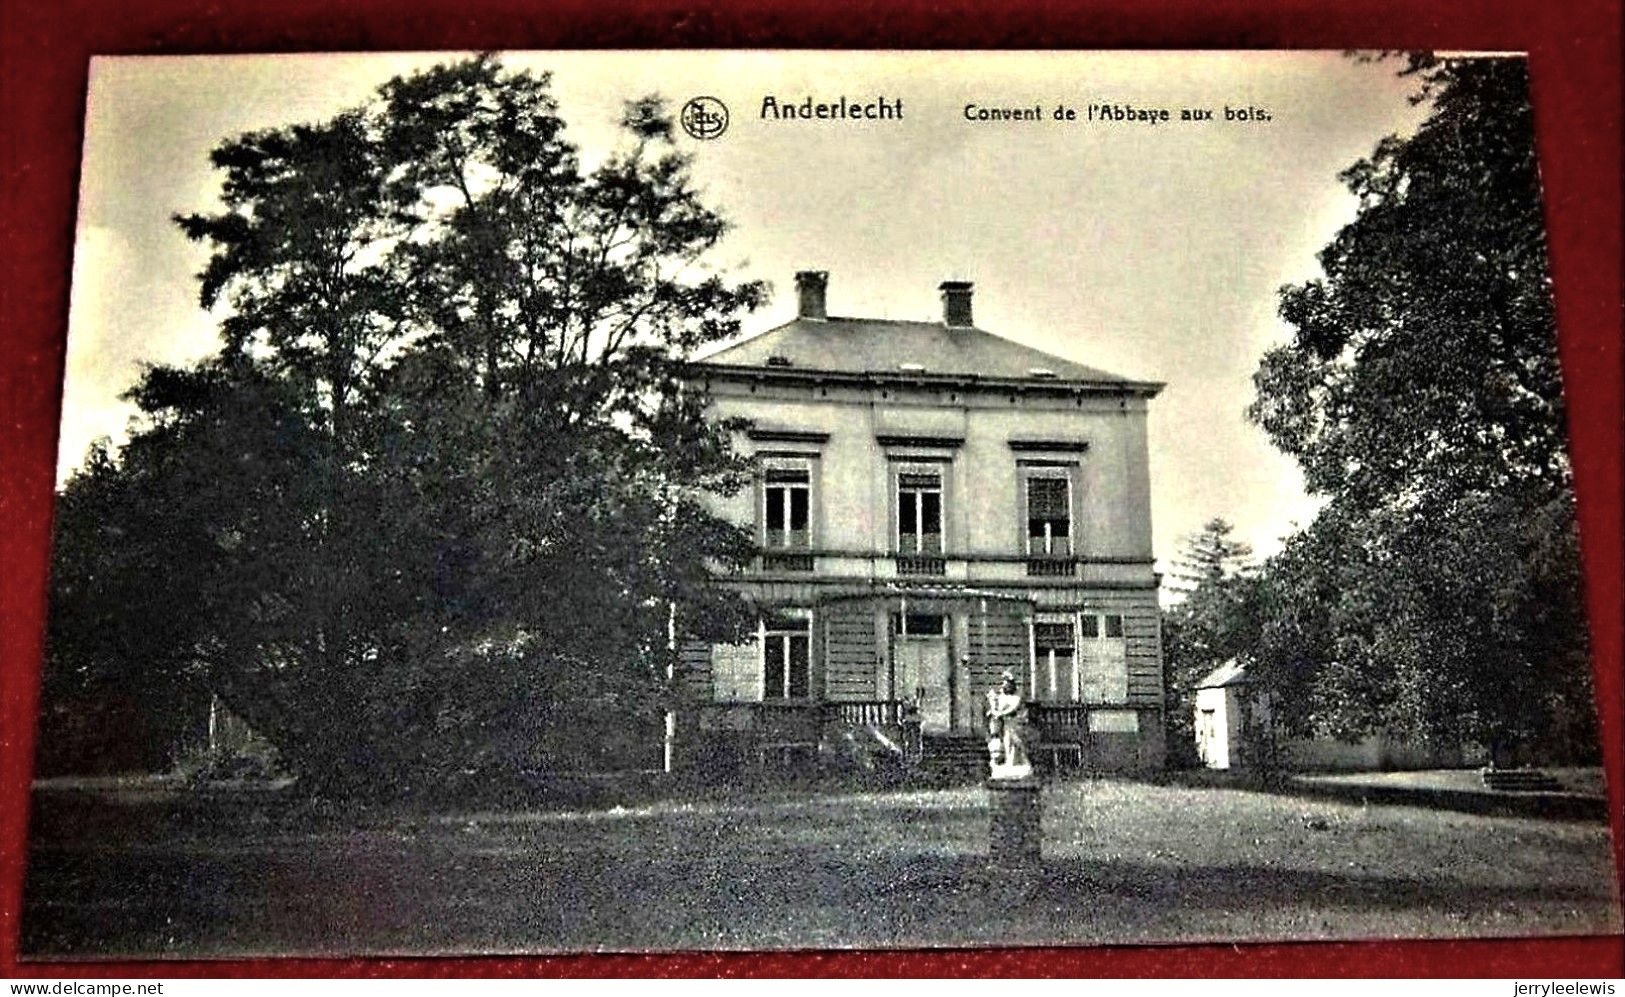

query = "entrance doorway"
[{"left": 893, "top": 613, "right": 952, "bottom": 733}]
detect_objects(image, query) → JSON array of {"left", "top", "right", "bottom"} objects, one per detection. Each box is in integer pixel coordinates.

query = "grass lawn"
[{"left": 21, "top": 771, "right": 1623, "bottom": 958}]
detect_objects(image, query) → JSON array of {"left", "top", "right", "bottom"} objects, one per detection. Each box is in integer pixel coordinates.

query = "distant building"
[
  {"left": 1193, "top": 660, "right": 1483, "bottom": 772},
  {"left": 675, "top": 271, "right": 1166, "bottom": 773},
  {"left": 1193, "top": 660, "right": 1272, "bottom": 771}
]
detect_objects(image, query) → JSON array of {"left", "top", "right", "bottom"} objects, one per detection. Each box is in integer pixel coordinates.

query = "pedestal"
[{"left": 986, "top": 776, "right": 1042, "bottom": 869}]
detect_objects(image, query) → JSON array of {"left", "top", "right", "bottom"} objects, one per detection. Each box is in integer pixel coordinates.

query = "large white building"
[{"left": 676, "top": 271, "right": 1166, "bottom": 773}]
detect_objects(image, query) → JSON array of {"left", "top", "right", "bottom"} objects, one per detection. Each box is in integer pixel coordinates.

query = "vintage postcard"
[{"left": 24, "top": 50, "right": 1620, "bottom": 958}]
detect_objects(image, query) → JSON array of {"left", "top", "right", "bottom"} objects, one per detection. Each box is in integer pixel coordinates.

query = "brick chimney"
[
  {"left": 795, "top": 270, "right": 829, "bottom": 320},
  {"left": 939, "top": 280, "right": 973, "bottom": 327}
]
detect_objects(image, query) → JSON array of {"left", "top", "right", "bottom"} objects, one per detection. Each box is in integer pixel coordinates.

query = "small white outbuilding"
[
  {"left": 1193, "top": 660, "right": 1273, "bottom": 770},
  {"left": 1193, "top": 660, "right": 1487, "bottom": 772}
]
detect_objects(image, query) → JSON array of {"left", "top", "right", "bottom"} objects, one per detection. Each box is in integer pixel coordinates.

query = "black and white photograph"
[{"left": 22, "top": 49, "right": 1622, "bottom": 958}]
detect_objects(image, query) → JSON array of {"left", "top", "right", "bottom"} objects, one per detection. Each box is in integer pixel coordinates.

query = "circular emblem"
[{"left": 680, "top": 96, "right": 730, "bottom": 140}]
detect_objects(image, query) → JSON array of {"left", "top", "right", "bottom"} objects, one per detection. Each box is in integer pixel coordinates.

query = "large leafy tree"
[
  {"left": 46, "top": 56, "right": 763, "bottom": 795},
  {"left": 1247, "top": 55, "right": 1592, "bottom": 762}
]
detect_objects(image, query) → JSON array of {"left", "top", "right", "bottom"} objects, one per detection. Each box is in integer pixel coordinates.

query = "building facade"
[{"left": 677, "top": 271, "right": 1166, "bottom": 773}]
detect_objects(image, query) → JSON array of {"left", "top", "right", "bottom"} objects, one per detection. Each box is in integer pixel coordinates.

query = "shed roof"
[
  {"left": 1195, "top": 660, "right": 1255, "bottom": 690},
  {"left": 695, "top": 316, "right": 1156, "bottom": 391}
]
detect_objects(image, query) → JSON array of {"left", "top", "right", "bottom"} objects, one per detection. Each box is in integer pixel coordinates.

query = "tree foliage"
[
  {"left": 1245, "top": 55, "right": 1592, "bottom": 762},
  {"left": 1165, "top": 517, "right": 1255, "bottom": 595},
  {"left": 46, "top": 56, "right": 765, "bottom": 796}
]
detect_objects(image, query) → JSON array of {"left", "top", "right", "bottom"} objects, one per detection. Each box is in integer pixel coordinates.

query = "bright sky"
[{"left": 62, "top": 50, "right": 1432, "bottom": 578}]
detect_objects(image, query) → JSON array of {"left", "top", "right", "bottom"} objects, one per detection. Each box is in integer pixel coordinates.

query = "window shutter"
[
  {"left": 711, "top": 642, "right": 761, "bottom": 703},
  {"left": 1080, "top": 635, "right": 1128, "bottom": 703}
]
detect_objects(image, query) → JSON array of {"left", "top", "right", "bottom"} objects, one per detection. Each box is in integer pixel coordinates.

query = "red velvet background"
[{"left": 2, "top": 0, "right": 1620, "bottom": 978}]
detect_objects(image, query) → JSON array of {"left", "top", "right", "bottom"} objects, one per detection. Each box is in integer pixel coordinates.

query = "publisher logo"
[{"left": 680, "top": 96, "right": 729, "bottom": 140}]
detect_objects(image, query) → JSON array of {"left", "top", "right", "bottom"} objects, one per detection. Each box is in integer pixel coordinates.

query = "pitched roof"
[
  {"left": 694, "top": 316, "right": 1149, "bottom": 387},
  {"left": 1196, "top": 660, "right": 1255, "bottom": 690}
]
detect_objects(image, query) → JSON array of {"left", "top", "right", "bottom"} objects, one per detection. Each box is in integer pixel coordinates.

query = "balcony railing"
[
  {"left": 759, "top": 550, "right": 815, "bottom": 572},
  {"left": 1028, "top": 702, "right": 1090, "bottom": 741},
  {"left": 754, "top": 700, "right": 825, "bottom": 744},
  {"left": 895, "top": 555, "right": 947, "bottom": 576},
  {"left": 732, "top": 547, "right": 1147, "bottom": 578},
  {"left": 1025, "top": 556, "right": 1077, "bottom": 577},
  {"left": 824, "top": 700, "right": 906, "bottom": 727},
  {"left": 824, "top": 700, "right": 922, "bottom": 760}
]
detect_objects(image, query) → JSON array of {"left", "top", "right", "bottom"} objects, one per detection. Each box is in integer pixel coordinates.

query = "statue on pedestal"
[{"left": 985, "top": 670, "right": 1032, "bottom": 779}]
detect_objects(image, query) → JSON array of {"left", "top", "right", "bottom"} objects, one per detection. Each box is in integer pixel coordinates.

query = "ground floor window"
[
  {"left": 762, "top": 612, "right": 812, "bottom": 700},
  {"left": 1032, "top": 617, "right": 1078, "bottom": 701},
  {"left": 710, "top": 611, "right": 813, "bottom": 702},
  {"left": 1081, "top": 612, "right": 1125, "bottom": 640}
]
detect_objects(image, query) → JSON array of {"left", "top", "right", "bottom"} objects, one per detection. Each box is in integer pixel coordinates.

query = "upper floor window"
[
  {"left": 763, "top": 460, "right": 811, "bottom": 549},
  {"left": 1026, "top": 474, "right": 1071, "bottom": 556},
  {"left": 897, "top": 467, "right": 944, "bottom": 554}
]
